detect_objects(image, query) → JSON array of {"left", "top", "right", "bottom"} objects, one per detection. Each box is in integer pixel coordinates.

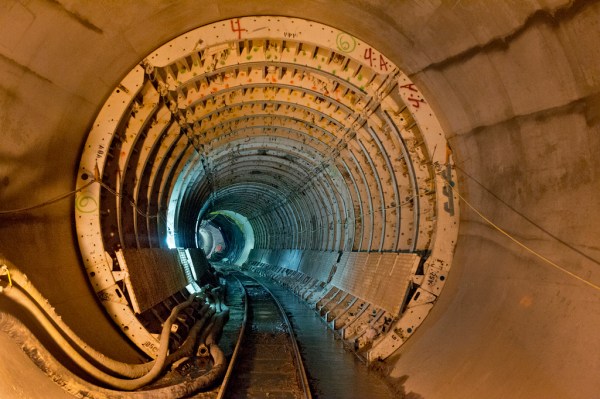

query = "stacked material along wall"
[{"left": 248, "top": 248, "right": 435, "bottom": 361}]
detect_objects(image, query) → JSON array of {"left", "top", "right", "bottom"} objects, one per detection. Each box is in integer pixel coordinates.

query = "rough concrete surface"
[{"left": 0, "top": 1, "right": 599, "bottom": 398}]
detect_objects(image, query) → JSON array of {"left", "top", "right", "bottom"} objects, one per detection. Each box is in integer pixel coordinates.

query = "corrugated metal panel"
[
  {"left": 278, "top": 249, "right": 302, "bottom": 271},
  {"left": 117, "top": 248, "right": 188, "bottom": 313},
  {"left": 333, "top": 252, "right": 419, "bottom": 314},
  {"left": 262, "top": 250, "right": 280, "bottom": 267},
  {"left": 256, "top": 249, "right": 418, "bottom": 314},
  {"left": 247, "top": 249, "right": 265, "bottom": 264},
  {"left": 186, "top": 248, "right": 210, "bottom": 281}
]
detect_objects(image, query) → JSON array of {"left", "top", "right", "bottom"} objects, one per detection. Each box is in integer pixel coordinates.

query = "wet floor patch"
[{"left": 256, "top": 277, "right": 397, "bottom": 399}]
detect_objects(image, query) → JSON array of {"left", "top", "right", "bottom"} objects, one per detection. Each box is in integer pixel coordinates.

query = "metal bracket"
[
  {"left": 112, "top": 271, "right": 127, "bottom": 282},
  {"left": 0, "top": 264, "right": 12, "bottom": 287}
]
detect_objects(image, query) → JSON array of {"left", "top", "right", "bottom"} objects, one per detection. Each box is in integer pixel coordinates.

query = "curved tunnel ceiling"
[
  {"left": 1, "top": 2, "right": 600, "bottom": 398},
  {"left": 75, "top": 16, "right": 458, "bottom": 357}
]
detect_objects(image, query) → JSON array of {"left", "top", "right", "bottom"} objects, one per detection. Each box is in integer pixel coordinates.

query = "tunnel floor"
[{"left": 243, "top": 272, "right": 395, "bottom": 399}]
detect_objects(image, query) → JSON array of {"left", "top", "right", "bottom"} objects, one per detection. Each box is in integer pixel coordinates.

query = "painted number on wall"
[
  {"left": 364, "top": 47, "right": 389, "bottom": 72},
  {"left": 441, "top": 164, "right": 455, "bottom": 216},
  {"left": 230, "top": 19, "right": 247, "bottom": 39},
  {"left": 96, "top": 144, "right": 105, "bottom": 159}
]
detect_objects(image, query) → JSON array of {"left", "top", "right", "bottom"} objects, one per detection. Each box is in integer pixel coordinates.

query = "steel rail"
[
  {"left": 220, "top": 271, "right": 312, "bottom": 399},
  {"left": 215, "top": 273, "right": 249, "bottom": 399}
]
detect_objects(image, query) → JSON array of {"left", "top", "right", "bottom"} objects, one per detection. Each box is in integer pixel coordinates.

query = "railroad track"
[{"left": 217, "top": 272, "right": 312, "bottom": 399}]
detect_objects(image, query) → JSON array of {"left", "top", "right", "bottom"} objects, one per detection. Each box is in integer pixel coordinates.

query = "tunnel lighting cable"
[
  {"left": 96, "top": 179, "right": 162, "bottom": 219},
  {"left": 0, "top": 178, "right": 161, "bottom": 220},
  {"left": 0, "top": 180, "right": 94, "bottom": 215},
  {"left": 453, "top": 163, "right": 600, "bottom": 268},
  {"left": 439, "top": 167, "right": 600, "bottom": 292}
]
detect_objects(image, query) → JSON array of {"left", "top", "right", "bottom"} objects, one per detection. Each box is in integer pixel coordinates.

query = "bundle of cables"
[{"left": 0, "top": 261, "right": 229, "bottom": 398}]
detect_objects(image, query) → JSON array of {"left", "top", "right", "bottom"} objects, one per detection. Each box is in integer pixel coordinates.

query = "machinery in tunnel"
[
  {"left": 1, "top": 1, "right": 600, "bottom": 398},
  {"left": 195, "top": 211, "right": 254, "bottom": 265},
  {"left": 197, "top": 219, "right": 228, "bottom": 261}
]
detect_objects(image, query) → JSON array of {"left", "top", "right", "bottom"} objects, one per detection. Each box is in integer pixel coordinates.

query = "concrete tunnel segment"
[{"left": 0, "top": 1, "right": 599, "bottom": 398}]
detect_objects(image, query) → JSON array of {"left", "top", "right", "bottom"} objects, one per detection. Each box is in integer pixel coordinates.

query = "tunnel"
[{"left": 1, "top": 1, "right": 599, "bottom": 398}]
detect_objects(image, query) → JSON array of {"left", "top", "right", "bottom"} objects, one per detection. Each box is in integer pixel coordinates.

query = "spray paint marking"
[
  {"left": 230, "top": 19, "right": 247, "bottom": 39},
  {"left": 336, "top": 33, "right": 356, "bottom": 53},
  {"left": 400, "top": 83, "right": 426, "bottom": 109},
  {"left": 441, "top": 164, "right": 455, "bottom": 216},
  {"left": 364, "top": 47, "right": 389, "bottom": 72},
  {"left": 96, "top": 144, "right": 105, "bottom": 159},
  {"left": 76, "top": 194, "right": 98, "bottom": 213}
]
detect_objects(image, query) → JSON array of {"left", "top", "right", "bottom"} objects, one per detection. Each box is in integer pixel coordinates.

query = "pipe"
[
  {"left": 1, "top": 264, "right": 152, "bottom": 376},
  {"left": 1, "top": 285, "right": 195, "bottom": 390},
  {"left": 165, "top": 305, "right": 215, "bottom": 365},
  {"left": 205, "top": 309, "right": 230, "bottom": 346},
  {"left": 0, "top": 262, "right": 212, "bottom": 378},
  {"left": 0, "top": 312, "right": 227, "bottom": 398}
]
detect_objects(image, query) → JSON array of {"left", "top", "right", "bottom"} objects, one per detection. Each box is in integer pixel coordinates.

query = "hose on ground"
[
  {"left": 0, "top": 262, "right": 213, "bottom": 378},
  {"left": 1, "top": 285, "right": 195, "bottom": 390},
  {"left": 0, "top": 312, "right": 227, "bottom": 399},
  {"left": 205, "top": 309, "right": 230, "bottom": 346},
  {"left": 0, "top": 261, "right": 228, "bottom": 393},
  {"left": 165, "top": 305, "right": 215, "bottom": 365}
]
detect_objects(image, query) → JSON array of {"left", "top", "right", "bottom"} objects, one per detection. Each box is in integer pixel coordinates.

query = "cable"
[
  {"left": 0, "top": 178, "right": 161, "bottom": 220},
  {"left": 96, "top": 180, "right": 161, "bottom": 219},
  {"left": 0, "top": 262, "right": 227, "bottom": 394},
  {"left": 1, "top": 259, "right": 174, "bottom": 379},
  {"left": 0, "top": 180, "right": 95, "bottom": 215},
  {"left": 3, "top": 262, "right": 213, "bottom": 378},
  {"left": 0, "top": 311, "right": 227, "bottom": 398},
  {"left": 2, "top": 285, "right": 196, "bottom": 390},
  {"left": 453, "top": 163, "right": 600, "bottom": 267},
  {"left": 440, "top": 168, "right": 600, "bottom": 292}
]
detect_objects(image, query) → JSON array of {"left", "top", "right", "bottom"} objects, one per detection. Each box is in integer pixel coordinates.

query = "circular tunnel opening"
[{"left": 74, "top": 16, "right": 459, "bottom": 360}]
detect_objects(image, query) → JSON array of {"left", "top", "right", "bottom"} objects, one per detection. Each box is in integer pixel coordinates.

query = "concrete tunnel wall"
[{"left": 0, "top": 1, "right": 599, "bottom": 398}]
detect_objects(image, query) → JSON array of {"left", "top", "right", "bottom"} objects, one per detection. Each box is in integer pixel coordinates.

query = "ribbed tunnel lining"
[{"left": 74, "top": 16, "right": 459, "bottom": 358}]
